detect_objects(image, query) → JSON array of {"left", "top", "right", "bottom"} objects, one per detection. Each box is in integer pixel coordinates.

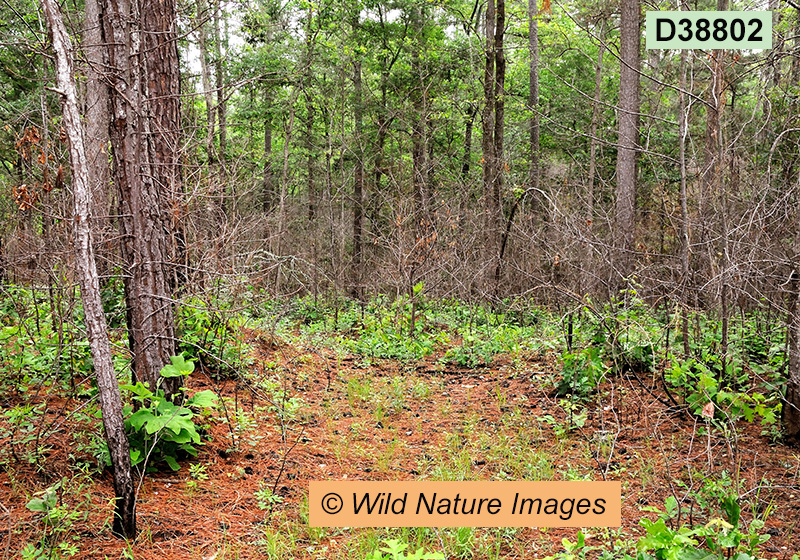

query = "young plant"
[
  {"left": 556, "top": 346, "right": 607, "bottom": 398},
  {"left": 637, "top": 495, "right": 770, "bottom": 560},
  {"left": 366, "top": 539, "right": 444, "bottom": 560},
  {"left": 122, "top": 355, "right": 217, "bottom": 471}
]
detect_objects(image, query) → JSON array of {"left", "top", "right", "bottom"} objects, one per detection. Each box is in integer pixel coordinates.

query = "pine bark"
[
  {"left": 101, "top": 0, "right": 179, "bottom": 397},
  {"left": 83, "top": 0, "right": 111, "bottom": 249}
]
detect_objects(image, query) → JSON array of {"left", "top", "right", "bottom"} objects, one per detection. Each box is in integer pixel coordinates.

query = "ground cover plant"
[{"left": 1, "top": 289, "right": 798, "bottom": 559}]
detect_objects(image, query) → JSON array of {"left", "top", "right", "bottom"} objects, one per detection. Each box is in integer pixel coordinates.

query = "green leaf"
[
  {"left": 720, "top": 495, "right": 741, "bottom": 528},
  {"left": 676, "top": 550, "right": 718, "bottom": 560},
  {"left": 143, "top": 415, "right": 171, "bottom": 434},
  {"left": 26, "top": 484, "right": 58, "bottom": 513},
  {"left": 121, "top": 382, "right": 154, "bottom": 399},
  {"left": 665, "top": 495, "right": 679, "bottom": 518},
  {"left": 187, "top": 389, "right": 218, "bottom": 409},
  {"left": 163, "top": 454, "right": 180, "bottom": 471},
  {"left": 127, "top": 409, "right": 156, "bottom": 432},
  {"left": 160, "top": 354, "right": 195, "bottom": 378},
  {"left": 166, "top": 429, "right": 194, "bottom": 444}
]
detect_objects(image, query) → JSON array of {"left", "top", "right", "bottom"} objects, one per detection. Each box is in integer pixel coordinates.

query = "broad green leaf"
[
  {"left": 121, "top": 382, "right": 154, "bottom": 399},
  {"left": 127, "top": 409, "right": 156, "bottom": 432},
  {"left": 187, "top": 389, "right": 218, "bottom": 409},
  {"left": 160, "top": 354, "right": 195, "bottom": 378},
  {"left": 164, "top": 454, "right": 180, "bottom": 471}
]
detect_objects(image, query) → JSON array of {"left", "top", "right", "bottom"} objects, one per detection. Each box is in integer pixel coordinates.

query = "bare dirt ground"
[{"left": 1, "top": 333, "right": 798, "bottom": 559}]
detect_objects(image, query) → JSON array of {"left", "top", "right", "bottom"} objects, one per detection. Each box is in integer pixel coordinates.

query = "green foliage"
[
  {"left": 637, "top": 494, "right": 770, "bottom": 560},
  {"left": 0, "top": 285, "right": 97, "bottom": 388},
  {"left": 122, "top": 356, "right": 217, "bottom": 471},
  {"left": 601, "top": 291, "right": 659, "bottom": 375},
  {"left": 176, "top": 297, "right": 252, "bottom": 378},
  {"left": 539, "top": 400, "right": 588, "bottom": 437},
  {"left": 287, "top": 296, "right": 547, "bottom": 367},
  {"left": 23, "top": 469, "right": 98, "bottom": 560},
  {"left": 366, "top": 539, "right": 444, "bottom": 560},
  {"left": 442, "top": 323, "right": 524, "bottom": 367},
  {"left": 100, "top": 275, "right": 127, "bottom": 329},
  {"left": 255, "top": 481, "right": 284, "bottom": 510},
  {"left": 342, "top": 291, "right": 449, "bottom": 361},
  {"left": 556, "top": 346, "right": 607, "bottom": 398},
  {"left": 666, "top": 357, "right": 781, "bottom": 428},
  {"left": 541, "top": 530, "right": 631, "bottom": 560}
]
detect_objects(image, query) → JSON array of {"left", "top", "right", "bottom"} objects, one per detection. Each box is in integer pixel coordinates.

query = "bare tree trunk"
[
  {"left": 493, "top": 0, "right": 505, "bottom": 222},
  {"left": 411, "top": 11, "right": 427, "bottom": 235},
  {"left": 306, "top": 94, "right": 316, "bottom": 221},
  {"left": 701, "top": 0, "right": 727, "bottom": 240},
  {"left": 787, "top": 271, "right": 800, "bottom": 439},
  {"left": 42, "top": 0, "right": 136, "bottom": 537},
  {"left": 615, "top": 0, "right": 640, "bottom": 283},
  {"left": 587, "top": 18, "right": 605, "bottom": 221},
  {"left": 785, "top": 146, "right": 800, "bottom": 439},
  {"left": 702, "top": 0, "right": 728, "bottom": 373},
  {"left": 528, "top": 0, "right": 539, "bottom": 194},
  {"left": 275, "top": 87, "right": 299, "bottom": 281},
  {"left": 196, "top": 0, "right": 216, "bottom": 163},
  {"left": 83, "top": 0, "right": 111, "bottom": 254},
  {"left": 481, "top": 0, "right": 496, "bottom": 278},
  {"left": 213, "top": 0, "right": 227, "bottom": 167},
  {"left": 462, "top": 104, "right": 476, "bottom": 179},
  {"left": 142, "top": 0, "right": 186, "bottom": 293},
  {"left": 102, "top": 0, "right": 179, "bottom": 397},
  {"left": 262, "top": 92, "right": 274, "bottom": 212},
  {"left": 375, "top": 67, "right": 389, "bottom": 191},
  {"left": 679, "top": 44, "right": 691, "bottom": 357},
  {"left": 352, "top": 50, "right": 364, "bottom": 300}
]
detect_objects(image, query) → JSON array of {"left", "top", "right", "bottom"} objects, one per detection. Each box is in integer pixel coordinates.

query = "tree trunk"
[
  {"left": 142, "top": 0, "right": 187, "bottom": 292},
  {"left": 528, "top": 0, "right": 540, "bottom": 194},
  {"left": 213, "top": 0, "right": 227, "bottom": 167},
  {"left": 587, "top": 18, "right": 605, "bottom": 221},
  {"left": 481, "top": 0, "right": 496, "bottom": 257},
  {"left": 462, "top": 104, "right": 476, "bottom": 179},
  {"left": 786, "top": 266, "right": 800, "bottom": 439},
  {"left": 493, "top": 0, "right": 505, "bottom": 221},
  {"left": 83, "top": 0, "right": 111, "bottom": 254},
  {"left": 615, "top": 0, "right": 640, "bottom": 283},
  {"left": 262, "top": 90, "right": 274, "bottom": 212},
  {"left": 786, "top": 155, "right": 800, "bottom": 438},
  {"left": 306, "top": 95, "right": 316, "bottom": 221},
  {"left": 481, "top": 0, "right": 498, "bottom": 291},
  {"left": 679, "top": 45, "right": 691, "bottom": 357},
  {"left": 484, "top": 0, "right": 506, "bottom": 298},
  {"left": 411, "top": 14, "right": 427, "bottom": 235},
  {"left": 42, "top": 0, "right": 136, "bottom": 537},
  {"left": 196, "top": 0, "right": 216, "bottom": 164},
  {"left": 101, "top": 0, "right": 179, "bottom": 397},
  {"left": 352, "top": 50, "right": 364, "bottom": 300}
]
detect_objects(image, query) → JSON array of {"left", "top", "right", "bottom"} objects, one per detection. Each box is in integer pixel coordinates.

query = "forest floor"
[{"left": 1, "top": 330, "right": 799, "bottom": 560}]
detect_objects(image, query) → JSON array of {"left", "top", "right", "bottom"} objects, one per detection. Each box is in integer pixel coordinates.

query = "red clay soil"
[{"left": 1, "top": 333, "right": 798, "bottom": 559}]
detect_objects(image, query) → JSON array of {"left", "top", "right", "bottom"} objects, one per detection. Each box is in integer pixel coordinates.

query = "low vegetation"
[{"left": 0, "top": 283, "right": 797, "bottom": 559}]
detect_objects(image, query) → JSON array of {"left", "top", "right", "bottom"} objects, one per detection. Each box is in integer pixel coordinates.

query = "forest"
[{"left": 1, "top": 0, "right": 799, "bottom": 557}]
